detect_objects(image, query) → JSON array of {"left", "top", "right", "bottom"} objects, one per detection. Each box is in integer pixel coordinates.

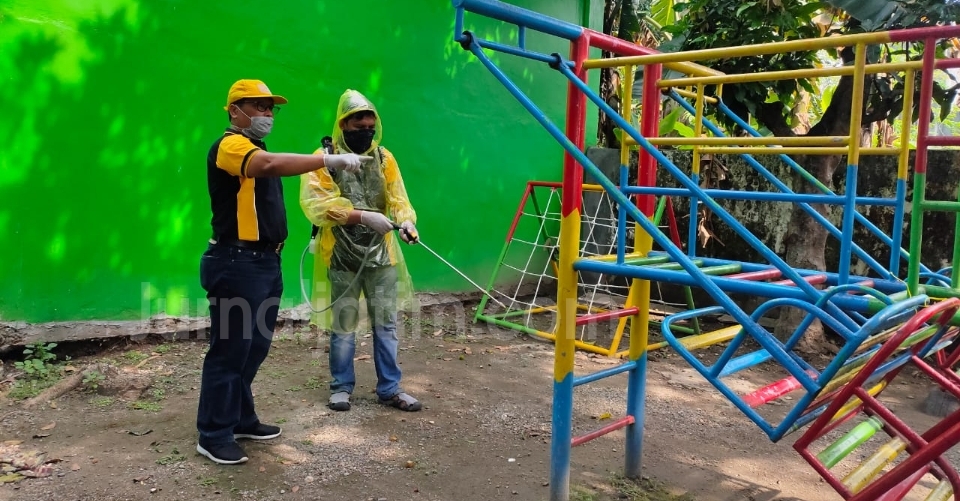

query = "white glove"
[
  {"left": 325, "top": 153, "right": 372, "bottom": 173},
  {"left": 399, "top": 221, "right": 419, "bottom": 244},
  {"left": 359, "top": 211, "right": 395, "bottom": 235}
]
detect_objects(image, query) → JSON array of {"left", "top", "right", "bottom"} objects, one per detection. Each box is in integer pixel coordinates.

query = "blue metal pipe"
[
  {"left": 620, "top": 186, "right": 897, "bottom": 206},
  {"left": 452, "top": 0, "right": 584, "bottom": 40},
  {"left": 462, "top": 37, "right": 780, "bottom": 369},
  {"left": 476, "top": 38, "right": 576, "bottom": 67},
  {"left": 668, "top": 92, "right": 896, "bottom": 280},
  {"left": 624, "top": 352, "right": 646, "bottom": 477},
  {"left": 573, "top": 360, "right": 637, "bottom": 387},
  {"left": 555, "top": 62, "right": 855, "bottom": 322},
  {"left": 890, "top": 178, "right": 907, "bottom": 271},
  {"left": 688, "top": 173, "right": 699, "bottom": 257},
  {"left": 838, "top": 163, "right": 859, "bottom": 284},
  {"left": 574, "top": 258, "right": 874, "bottom": 312},
  {"left": 713, "top": 98, "right": 931, "bottom": 276},
  {"left": 618, "top": 164, "right": 627, "bottom": 264}
]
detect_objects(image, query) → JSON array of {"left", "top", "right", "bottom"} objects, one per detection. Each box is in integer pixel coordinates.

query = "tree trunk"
[
  {"left": 776, "top": 154, "right": 838, "bottom": 353},
  {"left": 598, "top": 0, "right": 621, "bottom": 148},
  {"left": 773, "top": 66, "right": 870, "bottom": 353}
]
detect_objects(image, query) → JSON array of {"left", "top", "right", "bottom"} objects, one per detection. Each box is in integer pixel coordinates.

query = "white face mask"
[{"left": 234, "top": 106, "right": 273, "bottom": 140}]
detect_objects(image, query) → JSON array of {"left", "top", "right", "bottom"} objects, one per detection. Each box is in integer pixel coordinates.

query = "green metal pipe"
[{"left": 907, "top": 172, "right": 926, "bottom": 295}]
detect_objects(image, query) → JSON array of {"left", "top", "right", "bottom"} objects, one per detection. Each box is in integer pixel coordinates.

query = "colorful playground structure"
[{"left": 450, "top": 0, "right": 960, "bottom": 500}]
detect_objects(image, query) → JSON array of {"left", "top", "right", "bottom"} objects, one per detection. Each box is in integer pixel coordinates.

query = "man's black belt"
[{"left": 211, "top": 237, "right": 284, "bottom": 253}]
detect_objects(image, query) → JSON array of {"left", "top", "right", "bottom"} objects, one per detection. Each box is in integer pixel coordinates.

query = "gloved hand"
[
  {"left": 399, "top": 221, "right": 419, "bottom": 244},
  {"left": 359, "top": 211, "right": 394, "bottom": 235},
  {"left": 324, "top": 153, "right": 372, "bottom": 173}
]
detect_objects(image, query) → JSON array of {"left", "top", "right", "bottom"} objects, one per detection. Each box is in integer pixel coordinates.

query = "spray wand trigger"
[{"left": 392, "top": 222, "right": 419, "bottom": 244}]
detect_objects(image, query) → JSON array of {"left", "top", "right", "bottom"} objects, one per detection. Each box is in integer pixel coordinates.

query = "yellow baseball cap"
[{"left": 224, "top": 79, "right": 288, "bottom": 110}]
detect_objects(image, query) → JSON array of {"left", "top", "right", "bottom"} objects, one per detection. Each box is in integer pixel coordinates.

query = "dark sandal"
[{"left": 379, "top": 392, "right": 421, "bottom": 412}]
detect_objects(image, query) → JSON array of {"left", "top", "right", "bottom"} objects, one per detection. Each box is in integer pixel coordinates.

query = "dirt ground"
[{"left": 1, "top": 303, "right": 957, "bottom": 501}]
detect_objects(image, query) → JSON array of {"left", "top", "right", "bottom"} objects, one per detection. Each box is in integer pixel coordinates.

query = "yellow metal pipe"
[
  {"left": 582, "top": 31, "right": 893, "bottom": 69},
  {"left": 860, "top": 147, "right": 901, "bottom": 156},
  {"left": 529, "top": 328, "right": 615, "bottom": 357},
  {"left": 621, "top": 65, "right": 634, "bottom": 167},
  {"left": 898, "top": 70, "right": 916, "bottom": 181},
  {"left": 924, "top": 480, "right": 953, "bottom": 501},
  {"left": 826, "top": 381, "right": 887, "bottom": 428},
  {"left": 841, "top": 437, "right": 907, "bottom": 493},
  {"left": 672, "top": 88, "right": 718, "bottom": 104},
  {"left": 643, "top": 136, "right": 849, "bottom": 146},
  {"left": 692, "top": 84, "right": 705, "bottom": 176},
  {"left": 648, "top": 324, "right": 742, "bottom": 351},
  {"left": 847, "top": 44, "right": 867, "bottom": 168},
  {"left": 587, "top": 252, "right": 648, "bottom": 262},
  {"left": 698, "top": 147, "right": 853, "bottom": 155},
  {"left": 657, "top": 61, "right": 925, "bottom": 88}
]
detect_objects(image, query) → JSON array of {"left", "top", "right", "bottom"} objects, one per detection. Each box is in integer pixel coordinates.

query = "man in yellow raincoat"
[{"left": 299, "top": 89, "right": 421, "bottom": 412}]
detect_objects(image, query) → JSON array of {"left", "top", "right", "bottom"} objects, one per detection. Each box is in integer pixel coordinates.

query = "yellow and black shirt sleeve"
[
  {"left": 216, "top": 134, "right": 261, "bottom": 178},
  {"left": 205, "top": 132, "right": 288, "bottom": 244}
]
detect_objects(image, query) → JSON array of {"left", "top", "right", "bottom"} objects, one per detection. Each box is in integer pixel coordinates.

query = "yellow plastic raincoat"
[{"left": 299, "top": 89, "right": 419, "bottom": 329}]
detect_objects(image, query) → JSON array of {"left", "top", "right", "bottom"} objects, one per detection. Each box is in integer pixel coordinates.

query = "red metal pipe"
[
  {"left": 726, "top": 269, "right": 783, "bottom": 281},
  {"left": 576, "top": 307, "right": 640, "bottom": 326},
  {"left": 926, "top": 136, "right": 960, "bottom": 147},
  {"left": 770, "top": 274, "right": 828, "bottom": 287},
  {"left": 937, "top": 58, "right": 960, "bottom": 70},
  {"left": 571, "top": 415, "right": 635, "bottom": 447},
  {"left": 743, "top": 375, "right": 803, "bottom": 408},
  {"left": 505, "top": 183, "right": 535, "bottom": 242},
  {"left": 888, "top": 25, "right": 960, "bottom": 43},
  {"left": 582, "top": 28, "right": 658, "bottom": 57},
  {"left": 528, "top": 181, "right": 563, "bottom": 188},
  {"left": 638, "top": 64, "right": 663, "bottom": 218},
  {"left": 560, "top": 35, "right": 589, "bottom": 218},
  {"left": 915, "top": 38, "right": 937, "bottom": 175},
  {"left": 665, "top": 197, "right": 683, "bottom": 248}
]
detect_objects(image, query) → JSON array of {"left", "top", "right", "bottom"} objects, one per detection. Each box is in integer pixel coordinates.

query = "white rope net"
[{"left": 477, "top": 184, "right": 690, "bottom": 343}]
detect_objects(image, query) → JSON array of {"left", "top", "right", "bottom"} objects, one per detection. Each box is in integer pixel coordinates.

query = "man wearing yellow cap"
[{"left": 196, "top": 79, "right": 371, "bottom": 465}]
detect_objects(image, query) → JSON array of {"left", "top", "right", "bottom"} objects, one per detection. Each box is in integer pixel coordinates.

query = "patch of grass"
[
  {"left": 123, "top": 350, "right": 149, "bottom": 364},
  {"left": 156, "top": 448, "right": 186, "bottom": 465},
  {"left": 90, "top": 396, "right": 115, "bottom": 407},
  {"left": 198, "top": 477, "right": 218, "bottom": 487},
  {"left": 613, "top": 476, "right": 694, "bottom": 501},
  {"left": 570, "top": 476, "right": 694, "bottom": 501},
  {"left": 131, "top": 400, "right": 163, "bottom": 412},
  {"left": 571, "top": 485, "right": 599, "bottom": 501},
  {"left": 303, "top": 377, "right": 322, "bottom": 390},
  {"left": 7, "top": 378, "right": 56, "bottom": 400},
  {"left": 154, "top": 344, "right": 173, "bottom": 354}
]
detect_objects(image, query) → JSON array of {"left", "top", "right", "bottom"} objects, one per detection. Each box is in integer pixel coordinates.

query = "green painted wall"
[{"left": 1, "top": 0, "right": 603, "bottom": 322}]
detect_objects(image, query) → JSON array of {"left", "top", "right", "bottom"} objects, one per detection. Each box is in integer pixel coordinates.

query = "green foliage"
[
  {"left": 660, "top": 0, "right": 960, "bottom": 133},
  {"left": 82, "top": 370, "right": 105, "bottom": 392},
  {"left": 14, "top": 342, "right": 58, "bottom": 379},
  {"left": 660, "top": 0, "right": 826, "bottom": 130}
]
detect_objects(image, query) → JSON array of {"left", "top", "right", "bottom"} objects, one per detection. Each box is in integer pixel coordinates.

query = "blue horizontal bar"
[
  {"left": 619, "top": 186, "right": 898, "bottom": 206},
  {"left": 718, "top": 350, "right": 772, "bottom": 377},
  {"left": 452, "top": 0, "right": 584, "bottom": 40},
  {"left": 573, "top": 360, "right": 638, "bottom": 387},
  {"left": 574, "top": 259, "right": 875, "bottom": 313},
  {"left": 476, "top": 38, "right": 575, "bottom": 66}
]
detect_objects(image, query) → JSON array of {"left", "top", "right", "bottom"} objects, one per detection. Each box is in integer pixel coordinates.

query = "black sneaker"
[
  {"left": 234, "top": 422, "right": 282, "bottom": 440},
  {"left": 196, "top": 440, "right": 248, "bottom": 465}
]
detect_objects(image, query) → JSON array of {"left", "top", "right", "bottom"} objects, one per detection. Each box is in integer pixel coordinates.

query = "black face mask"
[{"left": 343, "top": 128, "right": 376, "bottom": 153}]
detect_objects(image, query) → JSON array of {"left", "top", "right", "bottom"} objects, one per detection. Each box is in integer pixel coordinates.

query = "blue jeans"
[
  {"left": 328, "top": 265, "right": 402, "bottom": 400},
  {"left": 197, "top": 244, "right": 282, "bottom": 445}
]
